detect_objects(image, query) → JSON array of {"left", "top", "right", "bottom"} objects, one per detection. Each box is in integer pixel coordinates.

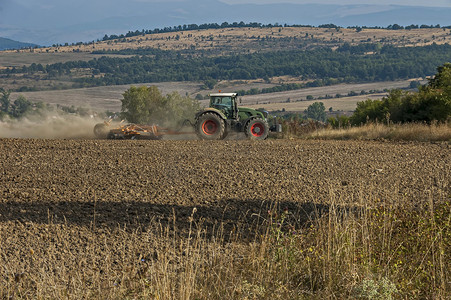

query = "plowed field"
[
  {"left": 0, "top": 139, "right": 449, "bottom": 298},
  {"left": 1, "top": 139, "right": 448, "bottom": 226}
]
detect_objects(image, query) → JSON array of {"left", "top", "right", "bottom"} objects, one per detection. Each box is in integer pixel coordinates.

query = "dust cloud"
[{"left": 0, "top": 113, "right": 100, "bottom": 139}]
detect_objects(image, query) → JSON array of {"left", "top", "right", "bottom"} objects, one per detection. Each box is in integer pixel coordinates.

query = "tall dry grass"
[
  {"left": 304, "top": 121, "right": 451, "bottom": 142},
  {"left": 1, "top": 186, "right": 449, "bottom": 299}
]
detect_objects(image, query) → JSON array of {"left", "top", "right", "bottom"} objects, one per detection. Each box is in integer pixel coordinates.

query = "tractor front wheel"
[
  {"left": 244, "top": 118, "right": 269, "bottom": 140},
  {"left": 195, "top": 113, "right": 225, "bottom": 140}
]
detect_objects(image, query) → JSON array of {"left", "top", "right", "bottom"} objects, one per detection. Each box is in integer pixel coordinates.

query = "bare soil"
[{"left": 0, "top": 139, "right": 448, "bottom": 230}]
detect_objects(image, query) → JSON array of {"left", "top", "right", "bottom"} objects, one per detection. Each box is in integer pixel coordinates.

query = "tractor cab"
[
  {"left": 209, "top": 93, "right": 238, "bottom": 119},
  {"left": 195, "top": 92, "right": 278, "bottom": 140}
]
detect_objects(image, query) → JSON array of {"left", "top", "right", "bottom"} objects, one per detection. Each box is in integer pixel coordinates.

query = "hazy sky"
[
  {"left": 2, "top": 0, "right": 451, "bottom": 8},
  {"left": 222, "top": 0, "right": 451, "bottom": 7}
]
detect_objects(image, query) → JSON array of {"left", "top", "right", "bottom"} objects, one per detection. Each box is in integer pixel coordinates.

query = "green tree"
[
  {"left": 305, "top": 102, "right": 326, "bottom": 122},
  {"left": 11, "top": 95, "right": 32, "bottom": 118},
  {"left": 121, "top": 86, "right": 166, "bottom": 124},
  {"left": 350, "top": 99, "right": 385, "bottom": 125},
  {"left": 164, "top": 92, "right": 200, "bottom": 125},
  {"left": 0, "top": 88, "right": 11, "bottom": 113},
  {"left": 121, "top": 86, "right": 199, "bottom": 126},
  {"left": 428, "top": 62, "right": 451, "bottom": 90}
]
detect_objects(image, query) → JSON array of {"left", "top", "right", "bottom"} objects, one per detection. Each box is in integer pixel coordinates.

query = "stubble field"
[{"left": 0, "top": 138, "right": 449, "bottom": 298}]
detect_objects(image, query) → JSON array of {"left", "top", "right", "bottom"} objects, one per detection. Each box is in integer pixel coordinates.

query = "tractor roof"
[{"left": 209, "top": 93, "right": 237, "bottom": 97}]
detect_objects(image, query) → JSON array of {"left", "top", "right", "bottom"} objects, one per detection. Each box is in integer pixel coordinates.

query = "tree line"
[{"left": 3, "top": 43, "right": 451, "bottom": 91}]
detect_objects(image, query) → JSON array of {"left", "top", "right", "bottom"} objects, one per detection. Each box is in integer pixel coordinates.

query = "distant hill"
[
  {"left": 0, "top": 37, "right": 37, "bottom": 50},
  {"left": 24, "top": 26, "right": 451, "bottom": 56},
  {"left": 1, "top": 0, "right": 451, "bottom": 45}
]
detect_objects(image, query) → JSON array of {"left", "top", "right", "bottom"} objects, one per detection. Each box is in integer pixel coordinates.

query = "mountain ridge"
[{"left": 0, "top": 37, "right": 38, "bottom": 51}]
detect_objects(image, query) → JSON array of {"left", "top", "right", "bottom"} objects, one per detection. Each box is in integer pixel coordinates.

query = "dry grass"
[
  {"left": 304, "top": 122, "right": 451, "bottom": 142},
  {"left": 1, "top": 190, "right": 449, "bottom": 299}
]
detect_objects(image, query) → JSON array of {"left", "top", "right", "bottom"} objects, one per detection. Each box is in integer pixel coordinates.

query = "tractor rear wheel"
[
  {"left": 195, "top": 112, "right": 225, "bottom": 140},
  {"left": 244, "top": 118, "right": 269, "bottom": 140}
]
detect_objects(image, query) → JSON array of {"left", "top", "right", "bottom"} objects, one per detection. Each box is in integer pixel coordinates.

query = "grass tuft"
[
  {"left": 1, "top": 193, "right": 449, "bottom": 299},
  {"left": 303, "top": 121, "right": 451, "bottom": 142}
]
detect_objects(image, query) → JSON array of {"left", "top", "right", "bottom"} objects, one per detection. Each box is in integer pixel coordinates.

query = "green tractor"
[{"left": 195, "top": 93, "right": 281, "bottom": 140}]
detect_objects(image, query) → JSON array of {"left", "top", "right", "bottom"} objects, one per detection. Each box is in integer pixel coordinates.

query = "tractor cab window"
[
  {"left": 211, "top": 96, "right": 235, "bottom": 117},
  {"left": 211, "top": 96, "right": 232, "bottom": 106}
]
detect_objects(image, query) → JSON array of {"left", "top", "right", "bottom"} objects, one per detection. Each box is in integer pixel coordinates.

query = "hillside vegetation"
[
  {"left": 1, "top": 25, "right": 451, "bottom": 90},
  {"left": 6, "top": 26, "right": 451, "bottom": 55},
  {"left": 1, "top": 42, "right": 451, "bottom": 94}
]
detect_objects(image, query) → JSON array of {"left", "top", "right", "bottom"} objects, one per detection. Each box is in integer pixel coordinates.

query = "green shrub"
[
  {"left": 328, "top": 115, "right": 351, "bottom": 129},
  {"left": 350, "top": 99, "right": 386, "bottom": 125}
]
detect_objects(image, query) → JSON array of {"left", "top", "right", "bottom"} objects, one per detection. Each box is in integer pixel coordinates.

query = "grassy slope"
[{"left": 2, "top": 27, "right": 451, "bottom": 65}]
